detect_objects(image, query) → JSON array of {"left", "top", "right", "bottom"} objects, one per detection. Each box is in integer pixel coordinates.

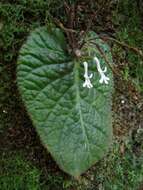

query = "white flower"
[
  {"left": 83, "top": 61, "right": 93, "bottom": 88},
  {"left": 93, "top": 57, "right": 110, "bottom": 84}
]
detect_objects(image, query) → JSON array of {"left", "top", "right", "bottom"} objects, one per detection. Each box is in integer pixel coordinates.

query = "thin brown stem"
[
  {"left": 90, "top": 41, "right": 119, "bottom": 76},
  {"left": 100, "top": 36, "right": 143, "bottom": 60}
]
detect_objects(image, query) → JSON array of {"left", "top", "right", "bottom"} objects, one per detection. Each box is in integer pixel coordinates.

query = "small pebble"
[{"left": 121, "top": 100, "right": 125, "bottom": 104}]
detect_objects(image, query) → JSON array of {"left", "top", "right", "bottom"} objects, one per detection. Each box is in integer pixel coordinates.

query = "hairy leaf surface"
[{"left": 17, "top": 27, "right": 113, "bottom": 177}]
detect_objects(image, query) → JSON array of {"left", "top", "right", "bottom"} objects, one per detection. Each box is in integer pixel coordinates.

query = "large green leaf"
[{"left": 17, "top": 27, "right": 113, "bottom": 177}]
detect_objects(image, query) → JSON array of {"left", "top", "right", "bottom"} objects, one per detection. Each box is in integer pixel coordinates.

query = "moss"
[
  {"left": 0, "top": 152, "right": 41, "bottom": 190},
  {"left": 113, "top": 0, "right": 143, "bottom": 92},
  {"left": 92, "top": 139, "right": 143, "bottom": 190}
]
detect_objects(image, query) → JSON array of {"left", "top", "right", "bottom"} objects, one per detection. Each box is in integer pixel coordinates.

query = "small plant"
[{"left": 17, "top": 26, "right": 114, "bottom": 177}]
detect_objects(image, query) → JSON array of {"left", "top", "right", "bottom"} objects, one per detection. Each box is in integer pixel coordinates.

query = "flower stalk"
[
  {"left": 94, "top": 57, "right": 110, "bottom": 84},
  {"left": 83, "top": 62, "right": 93, "bottom": 88}
]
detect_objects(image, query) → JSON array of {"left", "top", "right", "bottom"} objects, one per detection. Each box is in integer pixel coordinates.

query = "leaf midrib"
[{"left": 74, "top": 61, "right": 90, "bottom": 152}]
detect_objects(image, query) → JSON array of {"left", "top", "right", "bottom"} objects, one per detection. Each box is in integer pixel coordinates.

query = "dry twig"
[{"left": 100, "top": 36, "right": 143, "bottom": 60}]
